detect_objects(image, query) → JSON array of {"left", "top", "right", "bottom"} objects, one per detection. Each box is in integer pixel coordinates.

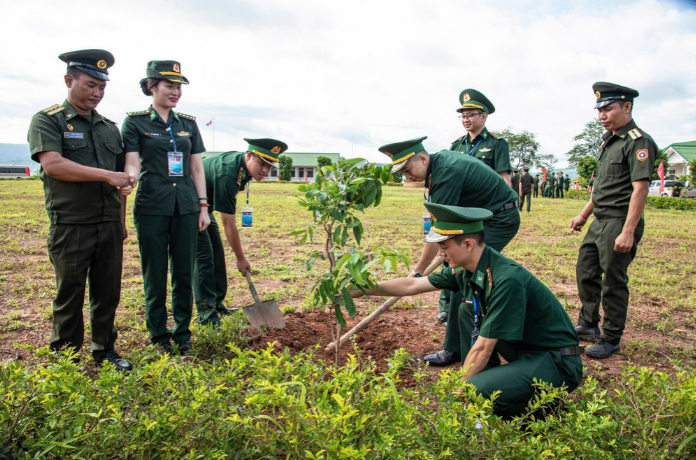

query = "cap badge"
[
  {"left": 96, "top": 60, "right": 107, "bottom": 70},
  {"left": 271, "top": 146, "right": 281, "bottom": 154},
  {"left": 595, "top": 91, "right": 601, "bottom": 99},
  {"left": 173, "top": 63, "right": 180, "bottom": 72},
  {"left": 463, "top": 93, "right": 471, "bottom": 102},
  {"left": 67, "top": 124, "right": 74, "bottom": 132}
]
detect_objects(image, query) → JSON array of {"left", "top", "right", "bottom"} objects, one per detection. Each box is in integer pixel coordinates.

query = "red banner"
[{"left": 657, "top": 160, "right": 665, "bottom": 193}]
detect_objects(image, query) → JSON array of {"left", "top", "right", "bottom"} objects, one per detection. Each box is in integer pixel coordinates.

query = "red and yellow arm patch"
[{"left": 636, "top": 149, "right": 648, "bottom": 162}]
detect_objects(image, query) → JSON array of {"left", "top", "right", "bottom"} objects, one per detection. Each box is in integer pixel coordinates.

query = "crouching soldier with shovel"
[
  {"left": 193, "top": 138, "right": 287, "bottom": 326},
  {"left": 349, "top": 202, "right": 583, "bottom": 417}
]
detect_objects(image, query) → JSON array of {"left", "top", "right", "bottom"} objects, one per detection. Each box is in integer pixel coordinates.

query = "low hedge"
[
  {"left": 1, "top": 340, "right": 694, "bottom": 459},
  {"left": 646, "top": 196, "right": 696, "bottom": 211}
]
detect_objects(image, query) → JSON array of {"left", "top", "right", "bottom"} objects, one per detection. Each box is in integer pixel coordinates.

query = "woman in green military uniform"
[{"left": 122, "top": 60, "right": 209, "bottom": 355}]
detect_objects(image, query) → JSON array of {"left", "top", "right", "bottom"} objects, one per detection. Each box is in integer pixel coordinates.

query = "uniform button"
[{"left": 173, "top": 183, "right": 177, "bottom": 187}]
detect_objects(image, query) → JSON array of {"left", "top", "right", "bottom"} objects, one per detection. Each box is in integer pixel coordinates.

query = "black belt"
[
  {"left": 560, "top": 345, "right": 584, "bottom": 356},
  {"left": 495, "top": 201, "right": 518, "bottom": 214}
]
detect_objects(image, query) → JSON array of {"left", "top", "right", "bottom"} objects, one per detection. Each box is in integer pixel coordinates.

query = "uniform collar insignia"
[{"left": 149, "top": 111, "right": 157, "bottom": 121}]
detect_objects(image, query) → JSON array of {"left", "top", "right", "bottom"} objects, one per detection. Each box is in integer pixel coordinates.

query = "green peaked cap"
[
  {"left": 378, "top": 136, "right": 427, "bottom": 173},
  {"left": 244, "top": 138, "right": 288, "bottom": 165},
  {"left": 593, "top": 82, "right": 639, "bottom": 109},
  {"left": 143, "top": 60, "right": 190, "bottom": 84},
  {"left": 423, "top": 202, "right": 492, "bottom": 243},
  {"left": 457, "top": 88, "right": 495, "bottom": 114},
  {"left": 59, "top": 49, "right": 114, "bottom": 81}
]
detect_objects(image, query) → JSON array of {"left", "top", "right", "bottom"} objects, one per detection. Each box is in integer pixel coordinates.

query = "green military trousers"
[
  {"left": 134, "top": 208, "right": 198, "bottom": 344},
  {"left": 519, "top": 190, "right": 531, "bottom": 213},
  {"left": 47, "top": 221, "right": 123, "bottom": 358},
  {"left": 193, "top": 212, "right": 228, "bottom": 325},
  {"left": 468, "top": 347, "right": 583, "bottom": 417},
  {"left": 440, "top": 208, "right": 521, "bottom": 357},
  {"left": 576, "top": 217, "right": 644, "bottom": 345}
]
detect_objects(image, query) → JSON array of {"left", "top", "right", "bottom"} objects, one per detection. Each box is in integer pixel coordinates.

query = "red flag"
[
  {"left": 657, "top": 160, "right": 665, "bottom": 193},
  {"left": 305, "top": 173, "right": 309, "bottom": 182},
  {"left": 206, "top": 120, "right": 213, "bottom": 126},
  {"left": 542, "top": 167, "right": 546, "bottom": 182}
]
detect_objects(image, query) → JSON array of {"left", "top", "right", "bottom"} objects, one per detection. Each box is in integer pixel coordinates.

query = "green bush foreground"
[{"left": 1, "top": 329, "right": 694, "bottom": 460}]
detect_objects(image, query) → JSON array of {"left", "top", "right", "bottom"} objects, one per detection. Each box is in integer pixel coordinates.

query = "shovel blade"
[{"left": 242, "top": 300, "right": 285, "bottom": 330}]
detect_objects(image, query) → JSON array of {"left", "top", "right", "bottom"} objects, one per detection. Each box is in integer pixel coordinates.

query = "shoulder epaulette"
[
  {"left": 176, "top": 111, "right": 196, "bottom": 121},
  {"left": 628, "top": 128, "right": 642, "bottom": 140},
  {"left": 42, "top": 104, "right": 65, "bottom": 116},
  {"left": 127, "top": 109, "right": 151, "bottom": 116}
]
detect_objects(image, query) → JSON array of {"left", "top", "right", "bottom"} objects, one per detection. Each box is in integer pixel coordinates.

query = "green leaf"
[
  {"left": 290, "top": 229, "right": 306, "bottom": 236},
  {"left": 306, "top": 189, "right": 320, "bottom": 198},
  {"left": 353, "top": 223, "right": 363, "bottom": 245},
  {"left": 348, "top": 263, "right": 365, "bottom": 285},
  {"left": 383, "top": 258, "right": 392, "bottom": 273},
  {"left": 333, "top": 226, "right": 342, "bottom": 245},
  {"left": 297, "top": 184, "right": 307, "bottom": 192},
  {"left": 342, "top": 288, "right": 356, "bottom": 317},
  {"left": 335, "top": 253, "right": 351, "bottom": 273},
  {"left": 334, "top": 303, "right": 346, "bottom": 327}
]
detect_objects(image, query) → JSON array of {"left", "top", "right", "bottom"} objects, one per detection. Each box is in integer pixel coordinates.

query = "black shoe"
[
  {"left": 175, "top": 340, "right": 191, "bottom": 356},
  {"left": 96, "top": 351, "right": 132, "bottom": 371},
  {"left": 585, "top": 338, "right": 620, "bottom": 359},
  {"left": 437, "top": 311, "right": 448, "bottom": 324},
  {"left": 424, "top": 350, "right": 460, "bottom": 366},
  {"left": 575, "top": 324, "right": 601, "bottom": 341},
  {"left": 217, "top": 307, "right": 239, "bottom": 316},
  {"left": 156, "top": 342, "right": 173, "bottom": 356}
]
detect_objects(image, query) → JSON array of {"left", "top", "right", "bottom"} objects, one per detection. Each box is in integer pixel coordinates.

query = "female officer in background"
[{"left": 122, "top": 60, "right": 209, "bottom": 355}]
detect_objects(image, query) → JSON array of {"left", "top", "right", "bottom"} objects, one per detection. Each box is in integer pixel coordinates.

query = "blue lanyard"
[
  {"left": 465, "top": 137, "right": 482, "bottom": 156},
  {"left": 423, "top": 174, "right": 432, "bottom": 202},
  {"left": 166, "top": 122, "right": 178, "bottom": 151},
  {"left": 471, "top": 291, "right": 482, "bottom": 346},
  {"left": 246, "top": 181, "right": 250, "bottom": 206}
]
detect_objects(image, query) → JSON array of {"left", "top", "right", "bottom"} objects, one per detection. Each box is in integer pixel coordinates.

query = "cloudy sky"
[{"left": 1, "top": 0, "right": 695, "bottom": 165}]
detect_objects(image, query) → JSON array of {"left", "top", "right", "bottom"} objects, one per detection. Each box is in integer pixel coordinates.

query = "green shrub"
[
  {"left": 646, "top": 196, "right": 696, "bottom": 211},
  {"left": 566, "top": 190, "right": 590, "bottom": 200},
  {"left": 1, "top": 348, "right": 694, "bottom": 459}
]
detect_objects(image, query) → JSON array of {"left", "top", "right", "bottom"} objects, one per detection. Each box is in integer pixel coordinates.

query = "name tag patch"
[
  {"left": 636, "top": 149, "right": 648, "bottom": 162},
  {"left": 63, "top": 132, "right": 84, "bottom": 139}
]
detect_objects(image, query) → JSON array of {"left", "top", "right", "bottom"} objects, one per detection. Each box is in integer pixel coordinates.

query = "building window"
[
  {"left": 307, "top": 168, "right": 314, "bottom": 178},
  {"left": 269, "top": 166, "right": 277, "bottom": 177}
]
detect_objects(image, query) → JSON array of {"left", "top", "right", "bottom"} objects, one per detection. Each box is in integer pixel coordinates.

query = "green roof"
[
  {"left": 201, "top": 151, "right": 340, "bottom": 166},
  {"left": 666, "top": 141, "right": 696, "bottom": 163}
]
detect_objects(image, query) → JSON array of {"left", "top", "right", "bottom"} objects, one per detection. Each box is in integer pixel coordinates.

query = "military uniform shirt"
[
  {"left": 520, "top": 173, "right": 533, "bottom": 192},
  {"left": 202, "top": 151, "right": 251, "bottom": 215},
  {"left": 122, "top": 106, "right": 205, "bottom": 216},
  {"left": 450, "top": 128, "right": 512, "bottom": 174},
  {"left": 425, "top": 151, "right": 518, "bottom": 211},
  {"left": 592, "top": 119, "right": 657, "bottom": 220},
  {"left": 428, "top": 246, "right": 579, "bottom": 349},
  {"left": 28, "top": 100, "right": 124, "bottom": 224}
]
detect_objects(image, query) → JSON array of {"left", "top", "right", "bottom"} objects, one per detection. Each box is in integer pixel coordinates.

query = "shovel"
[{"left": 241, "top": 271, "right": 286, "bottom": 330}]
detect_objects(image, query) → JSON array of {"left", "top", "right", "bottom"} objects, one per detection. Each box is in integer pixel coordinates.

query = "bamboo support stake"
[{"left": 325, "top": 256, "right": 444, "bottom": 351}]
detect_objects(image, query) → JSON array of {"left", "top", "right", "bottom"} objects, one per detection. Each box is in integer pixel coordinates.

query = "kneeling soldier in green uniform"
[
  {"left": 28, "top": 49, "right": 132, "bottom": 370},
  {"left": 380, "top": 137, "right": 520, "bottom": 366},
  {"left": 570, "top": 82, "right": 657, "bottom": 359},
  {"left": 193, "top": 139, "right": 287, "bottom": 325},
  {"left": 351, "top": 203, "right": 583, "bottom": 417}
]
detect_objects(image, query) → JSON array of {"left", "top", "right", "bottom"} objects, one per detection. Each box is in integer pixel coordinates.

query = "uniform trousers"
[
  {"left": 519, "top": 189, "right": 532, "bottom": 212},
  {"left": 47, "top": 221, "right": 123, "bottom": 357},
  {"left": 576, "top": 217, "right": 644, "bottom": 344},
  {"left": 468, "top": 346, "right": 583, "bottom": 417},
  {"left": 135, "top": 207, "right": 198, "bottom": 344},
  {"left": 193, "top": 212, "right": 228, "bottom": 325}
]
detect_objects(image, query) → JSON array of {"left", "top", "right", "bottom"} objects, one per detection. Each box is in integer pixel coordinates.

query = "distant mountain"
[{"left": 0, "top": 143, "right": 32, "bottom": 166}]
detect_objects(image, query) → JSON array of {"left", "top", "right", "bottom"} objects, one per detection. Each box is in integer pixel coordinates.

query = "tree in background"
[
  {"left": 652, "top": 149, "right": 670, "bottom": 181},
  {"left": 316, "top": 156, "right": 333, "bottom": 174},
  {"left": 566, "top": 119, "right": 604, "bottom": 165},
  {"left": 491, "top": 128, "right": 541, "bottom": 169},
  {"left": 279, "top": 156, "right": 293, "bottom": 181},
  {"left": 689, "top": 158, "right": 696, "bottom": 185},
  {"left": 576, "top": 156, "right": 599, "bottom": 187}
]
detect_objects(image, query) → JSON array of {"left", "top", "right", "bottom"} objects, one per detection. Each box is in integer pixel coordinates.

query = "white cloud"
[{"left": 1, "top": 0, "right": 694, "bottom": 165}]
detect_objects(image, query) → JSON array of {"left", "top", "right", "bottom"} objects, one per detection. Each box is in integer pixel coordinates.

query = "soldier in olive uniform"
[
  {"left": 556, "top": 172, "right": 564, "bottom": 198},
  {"left": 27, "top": 50, "right": 132, "bottom": 370},
  {"left": 441, "top": 90, "right": 513, "bottom": 324},
  {"left": 533, "top": 174, "right": 540, "bottom": 198},
  {"left": 510, "top": 169, "right": 520, "bottom": 192},
  {"left": 570, "top": 82, "right": 657, "bottom": 359},
  {"left": 519, "top": 167, "right": 533, "bottom": 213},
  {"left": 380, "top": 137, "right": 520, "bottom": 366},
  {"left": 545, "top": 173, "right": 556, "bottom": 198},
  {"left": 194, "top": 139, "right": 287, "bottom": 325},
  {"left": 122, "top": 60, "right": 209, "bottom": 355},
  {"left": 449, "top": 89, "right": 512, "bottom": 187},
  {"left": 565, "top": 174, "right": 572, "bottom": 193},
  {"left": 350, "top": 203, "right": 583, "bottom": 417}
]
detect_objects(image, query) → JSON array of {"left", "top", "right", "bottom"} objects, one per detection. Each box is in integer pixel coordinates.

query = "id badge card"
[{"left": 168, "top": 151, "right": 183, "bottom": 177}]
